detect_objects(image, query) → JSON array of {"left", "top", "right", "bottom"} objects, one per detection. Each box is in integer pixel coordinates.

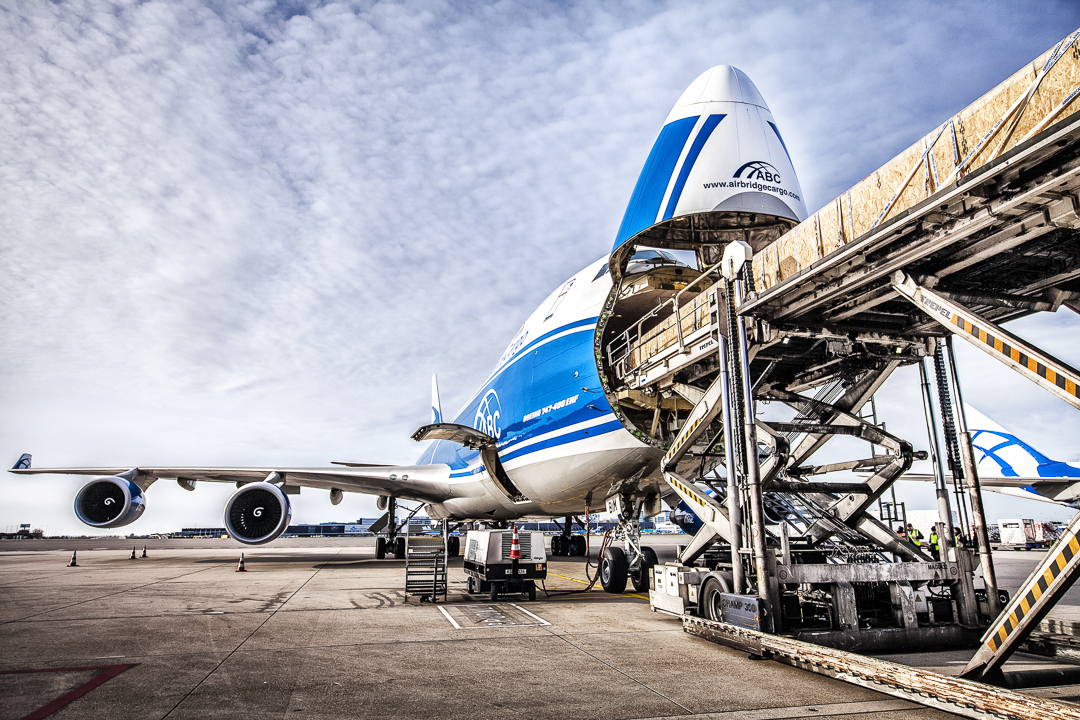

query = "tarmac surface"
[{"left": 0, "top": 535, "right": 1076, "bottom": 720}]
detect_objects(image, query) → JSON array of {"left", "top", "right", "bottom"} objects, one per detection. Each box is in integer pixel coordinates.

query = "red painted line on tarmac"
[{"left": 0, "top": 664, "right": 135, "bottom": 720}]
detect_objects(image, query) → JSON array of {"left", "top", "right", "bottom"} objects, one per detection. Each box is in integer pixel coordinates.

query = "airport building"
[
  {"left": 176, "top": 518, "right": 431, "bottom": 538},
  {"left": 174, "top": 517, "right": 671, "bottom": 538}
]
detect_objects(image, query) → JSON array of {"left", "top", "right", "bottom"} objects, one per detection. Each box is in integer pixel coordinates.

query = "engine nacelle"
[
  {"left": 74, "top": 477, "right": 146, "bottom": 529},
  {"left": 669, "top": 503, "right": 701, "bottom": 536},
  {"left": 223, "top": 482, "right": 292, "bottom": 545}
]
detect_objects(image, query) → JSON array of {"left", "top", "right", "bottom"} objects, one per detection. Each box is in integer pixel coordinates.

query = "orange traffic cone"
[
  {"left": 67, "top": 551, "right": 78, "bottom": 567},
  {"left": 129, "top": 546, "right": 137, "bottom": 559},
  {"left": 141, "top": 546, "right": 147, "bottom": 558},
  {"left": 236, "top": 553, "right": 246, "bottom": 572},
  {"left": 509, "top": 523, "right": 522, "bottom": 559}
]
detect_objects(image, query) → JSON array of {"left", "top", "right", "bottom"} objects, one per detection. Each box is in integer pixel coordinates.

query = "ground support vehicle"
[{"left": 462, "top": 529, "right": 546, "bottom": 601}]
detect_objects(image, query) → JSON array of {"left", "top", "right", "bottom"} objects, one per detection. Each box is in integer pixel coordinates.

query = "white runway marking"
[{"left": 438, "top": 603, "right": 550, "bottom": 629}]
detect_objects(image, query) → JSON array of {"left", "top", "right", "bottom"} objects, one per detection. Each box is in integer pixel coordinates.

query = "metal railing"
[{"left": 606, "top": 260, "right": 724, "bottom": 380}]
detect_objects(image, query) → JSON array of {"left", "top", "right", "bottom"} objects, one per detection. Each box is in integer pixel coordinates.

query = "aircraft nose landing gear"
[
  {"left": 630, "top": 546, "right": 658, "bottom": 592},
  {"left": 601, "top": 494, "right": 657, "bottom": 594},
  {"left": 600, "top": 546, "right": 628, "bottom": 592}
]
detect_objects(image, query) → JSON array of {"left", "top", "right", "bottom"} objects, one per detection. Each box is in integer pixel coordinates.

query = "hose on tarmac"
[{"left": 539, "top": 524, "right": 613, "bottom": 597}]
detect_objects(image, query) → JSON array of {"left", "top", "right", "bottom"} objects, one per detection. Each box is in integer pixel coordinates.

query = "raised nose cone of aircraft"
[
  {"left": 612, "top": 66, "right": 807, "bottom": 263},
  {"left": 669, "top": 65, "right": 770, "bottom": 112}
]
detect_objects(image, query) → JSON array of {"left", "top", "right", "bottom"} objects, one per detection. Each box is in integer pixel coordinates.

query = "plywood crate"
[{"left": 749, "top": 28, "right": 1080, "bottom": 295}]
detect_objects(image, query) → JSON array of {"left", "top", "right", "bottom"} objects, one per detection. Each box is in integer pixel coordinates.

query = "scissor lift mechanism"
[{"left": 593, "top": 27, "right": 1080, "bottom": 714}]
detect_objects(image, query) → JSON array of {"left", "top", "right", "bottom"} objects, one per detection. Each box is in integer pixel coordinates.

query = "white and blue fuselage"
[
  {"left": 417, "top": 66, "right": 810, "bottom": 522},
  {"left": 418, "top": 257, "right": 659, "bottom": 521}
]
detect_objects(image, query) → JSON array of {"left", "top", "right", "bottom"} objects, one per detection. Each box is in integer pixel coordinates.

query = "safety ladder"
[
  {"left": 404, "top": 524, "right": 448, "bottom": 603},
  {"left": 661, "top": 363, "right": 736, "bottom": 548}
]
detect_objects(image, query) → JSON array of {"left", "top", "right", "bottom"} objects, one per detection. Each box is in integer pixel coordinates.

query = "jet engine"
[
  {"left": 223, "top": 482, "right": 292, "bottom": 545},
  {"left": 74, "top": 476, "right": 146, "bottom": 528}
]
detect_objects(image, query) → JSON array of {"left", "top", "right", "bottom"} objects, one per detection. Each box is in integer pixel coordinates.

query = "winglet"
[
  {"left": 12, "top": 454, "right": 31, "bottom": 470},
  {"left": 431, "top": 373, "right": 443, "bottom": 424}
]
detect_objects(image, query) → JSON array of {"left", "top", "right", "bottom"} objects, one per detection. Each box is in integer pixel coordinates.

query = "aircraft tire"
[
  {"left": 552, "top": 536, "right": 564, "bottom": 556},
  {"left": 375, "top": 537, "right": 386, "bottom": 560},
  {"left": 571, "top": 535, "right": 586, "bottom": 557},
  {"left": 600, "top": 547, "right": 628, "bottom": 593},
  {"left": 630, "top": 546, "right": 658, "bottom": 592},
  {"left": 448, "top": 536, "right": 460, "bottom": 556},
  {"left": 394, "top": 537, "right": 406, "bottom": 559}
]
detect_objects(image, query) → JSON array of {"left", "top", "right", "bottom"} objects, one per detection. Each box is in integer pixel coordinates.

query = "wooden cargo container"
[{"left": 752, "top": 28, "right": 1080, "bottom": 293}]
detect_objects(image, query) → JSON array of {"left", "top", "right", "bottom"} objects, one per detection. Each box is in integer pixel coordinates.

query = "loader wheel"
[
  {"left": 600, "top": 547, "right": 628, "bottom": 593},
  {"left": 700, "top": 576, "right": 729, "bottom": 622},
  {"left": 630, "top": 546, "right": 658, "bottom": 593}
]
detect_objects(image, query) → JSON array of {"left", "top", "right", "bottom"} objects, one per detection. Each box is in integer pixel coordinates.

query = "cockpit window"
[
  {"left": 593, "top": 263, "right": 609, "bottom": 281},
  {"left": 625, "top": 248, "right": 693, "bottom": 275},
  {"left": 630, "top": 249, "right": 678, "bottom": 265}
]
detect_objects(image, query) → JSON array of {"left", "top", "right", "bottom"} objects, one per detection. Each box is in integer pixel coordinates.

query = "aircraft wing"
[
  {"left": 9, "top": 462, "right": 457, "bottom": 504},
  {"left": 900, "top": 472, "right": 1080, "bottom": 505}
]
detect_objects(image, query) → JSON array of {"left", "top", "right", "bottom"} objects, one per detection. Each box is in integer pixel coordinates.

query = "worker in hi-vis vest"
[{"left": 906, "top": 523, "right": 923, "bottom": 548}]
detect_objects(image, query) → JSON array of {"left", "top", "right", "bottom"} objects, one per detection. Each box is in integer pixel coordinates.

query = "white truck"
[{"left": 997, "top": 519, "right": 1041, "bottom": 549}]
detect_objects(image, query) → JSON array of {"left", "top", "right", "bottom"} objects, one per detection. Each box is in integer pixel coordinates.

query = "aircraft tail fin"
[
  {"left": 431, "top": 373, "right": 443, "bottom": 424},
  {"left": 12, "top": 454, "right": 31, "bottom": 470},
  {"left": 965, "top": 404, "right": 1080, "bottom": 479}
]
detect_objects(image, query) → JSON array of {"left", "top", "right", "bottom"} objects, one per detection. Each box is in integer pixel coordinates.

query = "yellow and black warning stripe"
[
  {"left": 664, "top": 414, "right": 706, "bottom": 465},
  {"left": 987, "top": 532, "right": 1080, "bottom": 651},
  {"left": 666, "top": 475, "right": 707, "bottom": 509},
  {"left": 950, "top": 314, "right": 1079, "bottom": 401}
]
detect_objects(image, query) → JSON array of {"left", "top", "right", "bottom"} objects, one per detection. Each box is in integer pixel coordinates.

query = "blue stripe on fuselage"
[
  {"left": 487, "top": 316, "right": 598, "bottom": 383},
  {"left": 663, "top": 114, "right": 724, "bottom": 220},
  {"left": 500, "top": 420, "right": 625, "bottom": 463},
  {"left": 613, "top": 116, "right": 699, "bottom": 251},
  {"left": 416, "top": 316, "right": 619, "bottom": 471},
  {"left": 768, "top": 121, "right": 792, "bottom": 164}
]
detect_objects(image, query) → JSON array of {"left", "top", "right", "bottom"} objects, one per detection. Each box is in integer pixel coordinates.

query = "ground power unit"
[{"left": 462, "top": 529, "right": 547, "bottom": 601}]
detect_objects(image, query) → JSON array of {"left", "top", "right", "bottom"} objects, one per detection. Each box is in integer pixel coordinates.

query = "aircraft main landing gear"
[
  {"left": 373, "top": 496, "right": 411, "bottom": 560},
  {"left": 550, "top": 516, "right": 587, "bottom": 556}
]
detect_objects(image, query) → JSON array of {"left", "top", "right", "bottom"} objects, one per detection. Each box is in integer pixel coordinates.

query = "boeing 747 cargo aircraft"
[{"left": 13, "top": 64, "right": 1078, "bottom": 595}]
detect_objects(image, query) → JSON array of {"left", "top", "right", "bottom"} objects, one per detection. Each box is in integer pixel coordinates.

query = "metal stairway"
[{"left": 404, "top": 524, "right": 448, "bottom": 603}]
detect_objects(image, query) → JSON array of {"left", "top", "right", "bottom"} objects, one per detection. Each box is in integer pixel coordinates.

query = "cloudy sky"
[{"left": 2, "top": 0, "right": 1079, "bottom": 535}]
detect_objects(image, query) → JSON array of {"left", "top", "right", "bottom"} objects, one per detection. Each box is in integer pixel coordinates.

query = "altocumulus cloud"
[{"left": 1, "top": 0, "right": 1078, "bottom": 533}]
